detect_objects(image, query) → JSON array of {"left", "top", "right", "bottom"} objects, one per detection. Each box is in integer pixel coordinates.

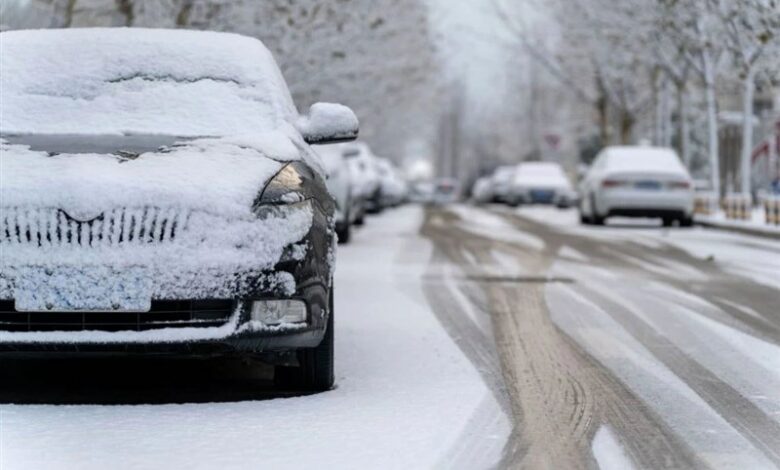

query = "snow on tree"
[{"left": 715, "top": 0, "right": 780, "bottom": 195}]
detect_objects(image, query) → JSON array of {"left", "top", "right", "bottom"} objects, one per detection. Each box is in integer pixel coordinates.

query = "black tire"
[
  {"left": 579, "top": 213, "right": 591, "bottom": 225},
  {"left": 662, "top": 217, "right": 674, "bottom": 227},
  {"left": 275, "top": 288, "right": 335, "bottom": 392},
  {"left": 336, "top": 223, "right": 351, "bottom": 244},
  {"left": 354, "top": 210, "right": 365, "bottom": 226},
  {"left": 680, "top": 216, "right": 693, "bottom": 227},
  {"left": 590, "top": 194, "right": 605, "bottom": 225}
]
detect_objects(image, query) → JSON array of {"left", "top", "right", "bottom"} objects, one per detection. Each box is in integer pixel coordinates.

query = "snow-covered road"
[
  {"left": 3, "top": 203, "right": 778, "bottom": 470},
  {"left": 423, "top": 204, "right": 780, "bottom": 469},
  {"left": 0, "top": 206, "right": 510, "bottom": 470}
]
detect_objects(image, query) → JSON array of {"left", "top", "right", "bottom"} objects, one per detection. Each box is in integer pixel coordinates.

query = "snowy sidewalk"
[{"left": 695, "top": 209, "right": 780, "bottom": 239}]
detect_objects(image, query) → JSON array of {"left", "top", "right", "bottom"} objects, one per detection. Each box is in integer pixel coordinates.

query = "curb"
[{"left": 695, "top": 218, "right": 780, "bottom": 240}]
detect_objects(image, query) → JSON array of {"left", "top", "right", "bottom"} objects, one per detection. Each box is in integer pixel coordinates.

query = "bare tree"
[{"left": 716, "top": 0, "right": 780, "bottom": 195}]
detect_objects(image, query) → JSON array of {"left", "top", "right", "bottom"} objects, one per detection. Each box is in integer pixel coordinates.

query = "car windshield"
[{"left": 0, "top": 29, "right": 296, "bottom": 137}]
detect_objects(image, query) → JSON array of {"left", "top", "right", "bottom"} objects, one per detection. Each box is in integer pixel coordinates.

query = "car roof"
[
  {"left": 602, "top": 146, "right": 687, "bottom": 174},
  {"left": 0, "top": 28, "right": 297, "bottom": 136}
]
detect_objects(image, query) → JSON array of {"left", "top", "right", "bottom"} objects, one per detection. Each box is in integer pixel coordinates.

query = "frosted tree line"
[{"left": 495, "top": 0, "right": 780, "bottom": 195}]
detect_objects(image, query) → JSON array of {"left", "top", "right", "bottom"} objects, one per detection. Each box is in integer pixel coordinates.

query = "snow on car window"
[{"left": 0, "top": 28, "right": 298, "bottom": 137}]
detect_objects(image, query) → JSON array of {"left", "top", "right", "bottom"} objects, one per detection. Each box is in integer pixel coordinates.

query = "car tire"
[
  {"left": 589, "top": 194, "right": 605, "bottom": 225},
  {"left": 275, "top": 288, "right": 335, "bottom": 392},
  {"left": 354, "top": 209, "right": 365, "bottom": 226},
  {"left": 336, "top": 223, "right": 351, "bottom": 244},
  {"left": 662, "top": 217, "right": 674, "bottom": 227},
  {"left": 680, "top": 216, "right": 693, "bottom": 227}
]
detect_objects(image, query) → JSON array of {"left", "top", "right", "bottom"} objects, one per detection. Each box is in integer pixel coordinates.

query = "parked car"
[
  {"left": 0, "top": 28, "right": 360, "bottom": 391},
  {"left": 578, "top": 146, "right": 694, "bottom": 226},
  {"left": 345, "top": 142, "right": 381, "bottom": 221},
  {"left": 375, "top": 158, "right": 408, "bottom": 208},
  {"left": 431, "top": 178, "right": 461, "bottom": 204},
  {"left": 315, "top": 144, "right": 359, "bottom": 244},
  {"left": 471, "top": 176, "right": 495, "bottom": 204},
  {"left": 408, "top": 180, "right": 437, "bottom": 203},
  {"left": 490, "top": 165, "right": 517, "bottom": 203},
  {"left": 509, "top": 162, "right": 577, "bottom": 207}
]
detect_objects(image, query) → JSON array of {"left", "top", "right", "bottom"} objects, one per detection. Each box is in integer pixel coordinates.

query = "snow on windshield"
[
  {"left": 606, "top": 147, "right": 687, "bottom": 174},
  {"left": 0, "top": 28, "right": 297, "bottom": 137}
]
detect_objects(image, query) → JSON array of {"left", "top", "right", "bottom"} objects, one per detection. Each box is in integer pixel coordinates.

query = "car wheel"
[
  {"left": 275, "top": 288, "right": 335, "bottom": 392},
  {"left": 680, "top": 216, "right": 693, "bottom": 227},
  {"left": 354, "top": 210, "right": 365, "bottom": 226},
  {"left": 590, "top": 194, "right": 605, "bottom": 225},
  {"left": 662, "top": 217, "right": 674, "bottom": 227},
  {"left": 336, "top": 223, "right": 351, "bottom": 244}
]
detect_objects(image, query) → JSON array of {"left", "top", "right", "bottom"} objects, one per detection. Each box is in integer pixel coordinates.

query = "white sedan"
[
  {"left": 509, "top": 162, "right": 576, "bottom": 207},
  {"left": 579, "top": 146, "right": 694, "bottom": 226}
]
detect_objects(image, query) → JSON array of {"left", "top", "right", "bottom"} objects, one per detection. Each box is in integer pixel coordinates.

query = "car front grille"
[
  {"left": 0, "top": 207, "right": 190, "bottom": 247},
  {"left": 0, "top": 300, "right": 235, "bottom": 332}
]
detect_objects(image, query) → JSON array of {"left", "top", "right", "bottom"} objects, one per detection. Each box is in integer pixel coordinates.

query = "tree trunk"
[
  {"left": 597, "top": 94, "right": 609, "bottom": 147},
  {"left": 704, "top": 54, "right": 720, "bottom": 197},
  {"left": 678, "top": 82, "right": 691, "bottom": 168},
  {"left": 661, "top": 78, "right": 672, "bottom": 147},
  {"left": 654, "top": 69, "right": 663, "bottom": 145},
  {"left": 620, "top": 110, "right": 634, "bottom": 145},
  {"left": 740, "top": 67, "right": 756, "bottom": 196}
]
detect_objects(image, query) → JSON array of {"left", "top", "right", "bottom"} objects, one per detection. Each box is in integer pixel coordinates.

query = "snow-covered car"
[
  {"left": 0, "top": 28, "right": 360, "bottom": 391},
  {"left": 509, "top": 162, "right": 577, "bottom": 207},
  {"left": 490, "top": 165, "right": 517, "bottom": 204},
  {"left": 578, "top": 146, "right": 694, "bottom": 226},
  {"left": 344, "top": 142, "right": 381, "bottom": 219},
  {"left": 375, "top": 158, "right": 408, "bottom": 208},
  {"left": 471, "top": 176, "right": 494, "bottom": 204},
  {"left": 431, "top": 178, "right": 461, "bottom": 204},
  {"left": 408, "top": 180, "right": 436, "bottom": 203},
  {"left": 315, "top": 144, "right": 358, "bottom": 243}
]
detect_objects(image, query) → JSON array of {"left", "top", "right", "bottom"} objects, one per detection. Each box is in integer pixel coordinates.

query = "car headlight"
[{"left": 259, "top": 163, "right": 306, "bottom": 205}]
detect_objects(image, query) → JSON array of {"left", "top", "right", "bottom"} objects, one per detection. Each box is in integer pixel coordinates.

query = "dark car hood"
[{"left": 2, "top": 134, "right": 194, "bottom": 157}]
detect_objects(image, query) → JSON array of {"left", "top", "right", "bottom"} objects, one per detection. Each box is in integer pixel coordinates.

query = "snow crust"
[
  {"left": 0, "top": 28, "right": 297, "bottom": 136},
  {"left": 513, "top": 162, "right": 572, "bottom": 189},
  {"left": 0, "top": 135, "right": 314, "bottom": 315},
  {"left": 296, "top": 103, "right": 359, "bottom": 142}
]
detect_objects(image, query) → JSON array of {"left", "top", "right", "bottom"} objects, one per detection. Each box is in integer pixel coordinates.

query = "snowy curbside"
[{"left": 695, "top": 212, "right": 780, "bottom": 240}]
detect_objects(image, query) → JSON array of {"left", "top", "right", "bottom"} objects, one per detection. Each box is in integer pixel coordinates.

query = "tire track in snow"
[{"left": 422, "top": 206, "right": 704, "bottom": 469}]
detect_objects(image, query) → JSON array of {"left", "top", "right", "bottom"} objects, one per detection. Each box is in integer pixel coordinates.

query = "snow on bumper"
[{"left": 0, "top": 202, "right": 314, "bottom": 309}]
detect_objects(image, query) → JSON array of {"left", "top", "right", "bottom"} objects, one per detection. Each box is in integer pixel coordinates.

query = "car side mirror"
[{"left": 297, "top": 103, "right": 359, "bottom": 145}]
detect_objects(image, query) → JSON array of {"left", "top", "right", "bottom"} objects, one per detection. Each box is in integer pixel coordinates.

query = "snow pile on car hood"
[
  {"left": 0, "top": 28, "right": 298, "bottom": 136},
  {"left": 0, "top": 134, "right": 314, "bottom": 305},
  {"left": 0, "top": 134, "right": 299, "bottom": 218}
]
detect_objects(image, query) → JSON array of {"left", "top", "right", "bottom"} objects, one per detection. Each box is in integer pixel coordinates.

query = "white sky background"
[{"left": 426, "top": 0, "right": 555, "bottom": 117}]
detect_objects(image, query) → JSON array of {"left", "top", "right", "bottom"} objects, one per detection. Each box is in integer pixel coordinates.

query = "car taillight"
[
  {"left": 602, "top": 179, "right": 628, "bottom": 188},
  {"left": 668, "top": 181, "right": 691, "bottom": 189}
]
